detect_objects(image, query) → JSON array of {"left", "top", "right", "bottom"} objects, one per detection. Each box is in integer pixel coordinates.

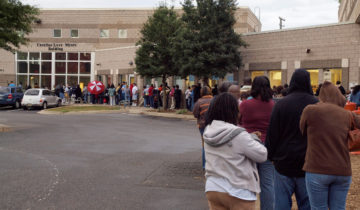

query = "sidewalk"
[{"left": 39, "top": 105, "right": 196, "bottom": 121}]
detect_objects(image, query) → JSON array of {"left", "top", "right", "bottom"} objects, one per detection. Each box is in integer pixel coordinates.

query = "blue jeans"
[
  {"left": 274, "top": 170, "right": 310, "bottom": 210},
  {"left": 305, "top": 172, "right": 351, "bottom": 210},
  {"left": 258, "top": 160, "right": 275, "bottom": 210},
  {"left": 149, "top": 95, "right": 154, "bottom": 108},
  {"left": 144, "top": 96, "right": 148, "bottom": 107},
  {"left": 199, "top": 128, "right": 205, "bottom": 169}
]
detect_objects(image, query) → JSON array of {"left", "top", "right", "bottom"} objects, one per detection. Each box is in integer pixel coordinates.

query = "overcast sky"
[{"left": 21, "top": 0, "right": 340, "bottom": 31}]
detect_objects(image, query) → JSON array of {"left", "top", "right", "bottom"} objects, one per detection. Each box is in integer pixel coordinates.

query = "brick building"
[
  {"left": 240, "top": 0, "right": 360, "bottom": 91},
  {"left": 0, "top": 7, "right": 261, "bottom": 89}
]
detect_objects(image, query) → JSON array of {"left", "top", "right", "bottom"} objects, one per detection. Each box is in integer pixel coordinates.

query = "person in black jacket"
[
  {"left": 194, "top": 83, "right": 201, "bottom": 103},
  {"left": 174, "top": 85, "right": 182, "bottom": 109},
  {"left": 336, "top": 81, "right": 346, "bottom": 95},
  {"left": 265, "top": 69, "right": 318, "bottom": 210}
]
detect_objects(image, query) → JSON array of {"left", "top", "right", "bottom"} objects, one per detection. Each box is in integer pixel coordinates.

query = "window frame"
[
  {"left": 70, "top": 29, "right": 79, "bottom": 38},
  {"left": 118, "top": 29, "right": 128, "bottom": 39},
  {"left": 100, "top": 29, "right": 110, "bottom": 38},
  {"left": 53, "top": 29, "right": 62, "bottom": 38}
]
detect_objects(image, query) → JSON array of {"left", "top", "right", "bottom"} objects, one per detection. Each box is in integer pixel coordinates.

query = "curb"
[
  {"left": 0, "top": 124, "right": 11, "bottom": 132},
  {"left": 38, "top": 108, "right": 195, "bottom": 121}
]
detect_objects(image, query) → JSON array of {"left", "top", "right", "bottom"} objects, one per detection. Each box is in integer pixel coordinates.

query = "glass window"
[
  {"left": 0, "top": 87, "right": 9, "bottom": 94},
  {"left": 54, "top": 29, "right": 61, "bottom": 38},
  {"left": 80, "top": 76, "right": 90, "bottom": 88},
  {"left": 17, "top": 75, "right": 28, "bottom": 87},
  {"left": 67, "top": 76, "right": 78, "bottom": 86},
  {"left": 30, "top": 75, "right": 40, "bottom": 88},
  {"left": 41, "top": 62, "right": 52, "bottom": 74},
  {"left": 55, "top": 53, "right": 66, "bottom": 60},
  {"left": 17, "top": 52, "right": 28, "bottom": 60},
  {"left": 41, "top": 75, "right": 51, "bottom": 89},
  {"left": 67, "top": 62, "right": 78, "bottom": 74},
  {"left": 269, "top": 70, "right": 282, "bottom": 87},
  {"left": 29, "top": 52, "right": 40, "bottom": 61},
  {"left": 55, "top": 62, "right": 66, "bottom": 74},
  {"left": 307, "top": 69, "right": 319, "bottom": 93},
  {"left": 10, "top": 88, "right": 15, "bottom": 93},
  {"left": 55, "top": 76, "right": 65, "bottom": 87},
  {"left": 225, "top": 73, "right": 234, "bottom": 82},
  {"left": 100, "top": 29, "right": 109, "bottom": 38},
  {"left": 25, "top": 89, "right": 40, "bottom": 96},
  {"left": 41, "top": 53, "right": 52, "bottom": 60},
  {"left": 80, "top": 53, "right": 91, "bottom": 61},
  {"left": 17, "top": 62, "right": 28, "bottom": 73},
  {"left": 30, "top": 61, "right": 40, "bottom": 74},
  {"left": 251, "top": 71, "right": 265, "bottom": 81},
  {"left": 329, "top": 69, "right": 342, "bottom": 85},
  {"left": 16, "top": 88, "right": 23, "bottom": 93},
  {"left": 43, "top": 90, "right": 51, "bottom": 96},
  {"left": 118, "top": 29, "right": 127, "bottom": 38},
  {"left": 68, "top": 53, "right": 78, "bottom": 60},
  {"left": 71, "top": 29, "right": 79, "bottom": 38},
  {"left": 80, "top": 62, "right": 91, "bottom": 74}
]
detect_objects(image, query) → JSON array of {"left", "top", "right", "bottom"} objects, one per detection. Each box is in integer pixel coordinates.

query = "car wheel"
[
  {"left": 56, "top": 100, "right": 62, "bottom": 107},
  {"left": 42, "top": 102, "right": 48, "bottom": 110},
  {"left": 13, "top": 100, "right": 21, "bottom": 109}
]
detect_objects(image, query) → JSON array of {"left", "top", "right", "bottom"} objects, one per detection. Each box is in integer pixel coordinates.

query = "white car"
[{"left": 22, "top": 89, "right": 62, "bottom": 110}]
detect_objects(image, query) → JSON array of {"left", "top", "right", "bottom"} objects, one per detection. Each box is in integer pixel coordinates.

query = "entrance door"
[
  {"left": 269, "top": 70, "right": 282, "bottom": 87},
  {"left": 307, "top": 69, "right": 319, "bottom": 93},
  {"left": 251, "top": 71, "right": 265, "bottom": 82}
]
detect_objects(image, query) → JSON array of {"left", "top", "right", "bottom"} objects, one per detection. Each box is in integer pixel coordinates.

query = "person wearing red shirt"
[
  {"left": 239, "top": 76, "right": 275, "bottom": 210},
  {"left": 149, "top": 84, "right": 154, "bottom": 108}
]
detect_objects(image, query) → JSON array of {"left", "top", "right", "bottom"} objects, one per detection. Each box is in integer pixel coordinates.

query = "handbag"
[{"left": 348, "top": 112, "right": 360, "bottom": 151}]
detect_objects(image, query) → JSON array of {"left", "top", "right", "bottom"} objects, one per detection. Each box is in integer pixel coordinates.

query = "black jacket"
[{"left": 266, "top": 69, "right": 318, "bottom": 177}]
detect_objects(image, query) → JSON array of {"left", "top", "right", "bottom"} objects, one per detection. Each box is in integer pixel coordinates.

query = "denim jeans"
[
  {"left": 305, "top": 172, "right": 351, "bottom": 210},
  {"left": 150, "top": 95, "right": 154, "bottom": 108},
  {"left": 258, "top": 160, "right": 275, "bottom": 210},
  {"left": 199, "top": 128, "right": 205, "bottom": 169},
  {"left": 274, "top": 170, "right": 310, "bottom": 210},
  {"left": 144, "top": 96, "right": 148, "bottom": 107}
]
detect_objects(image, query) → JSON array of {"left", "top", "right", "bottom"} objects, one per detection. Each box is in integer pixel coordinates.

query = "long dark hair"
[
  {"left": 205, "top": 93, "right": 239, "bottom": 127},
  {"left": 353, "top": 85, "right": 360, "bottom": 95},
  {"left": 250, "top": 76, "right": 273, "bottom": 102}
]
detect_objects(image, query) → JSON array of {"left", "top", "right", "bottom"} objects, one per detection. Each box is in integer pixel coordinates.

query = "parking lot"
[{"left": 0, "top": 109, "right": 207, "bottom": 210}]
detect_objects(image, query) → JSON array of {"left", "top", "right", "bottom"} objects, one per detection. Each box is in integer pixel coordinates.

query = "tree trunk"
[
  {"left": 203, "top": 77, "right": 210, "bottom": 87},
  {"left": 162, "top": 75, "right": 168, "bottom": 111}
]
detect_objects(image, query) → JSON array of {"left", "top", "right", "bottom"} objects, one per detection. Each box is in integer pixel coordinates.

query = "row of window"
[
  {"left": 17, "top": 52, "right": 91, "bottom": 61},
  {"left": 17, "top": 61, "right": 91, "bottom": 74},
  {"left": 53, "top": 29, "right": 128, "bottom": 38}
]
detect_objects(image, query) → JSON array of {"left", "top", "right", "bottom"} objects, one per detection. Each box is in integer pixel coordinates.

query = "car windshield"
[
  {"left": 0, "top": 87, "right": 9, "bottom": 94},
  {"left": 25, "top": 90, "right": 40, "bottom": 96}
]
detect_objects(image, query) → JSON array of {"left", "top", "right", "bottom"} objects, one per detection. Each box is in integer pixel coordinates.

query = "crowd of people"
[
  {"left": 51, "top": 82, "right": 187, "bottom": 109},
  {"left": 193, "top": 69, "right": 357, "bottom": 210}
]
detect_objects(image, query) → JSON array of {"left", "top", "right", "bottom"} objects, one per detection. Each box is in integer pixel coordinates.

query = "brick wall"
[{"left": 241, "top": 22, "right": 360, "bottom": 87}]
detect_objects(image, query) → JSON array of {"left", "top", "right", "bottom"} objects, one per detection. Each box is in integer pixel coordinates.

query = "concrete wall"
[
  {"left": 339, "top": 0, "right": 360, "bottom": 23},
  {"left": 241, "top": 22, "right": 360, "bottom": 89}
]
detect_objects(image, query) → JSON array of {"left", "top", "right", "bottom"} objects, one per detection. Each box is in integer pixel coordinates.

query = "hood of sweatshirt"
[
  {"left": 288, "top": 69, "right": 314, "bottom": 95},
  {"left": 203, "top": 120, "right": 246, "bottom": 147},
  {"left": 319, "top": 81, "right": 346, "bottom": 107}
]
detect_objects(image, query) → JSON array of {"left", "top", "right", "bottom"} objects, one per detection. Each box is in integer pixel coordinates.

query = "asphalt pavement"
[{"left": 0, "top": 108, "right": 208, "bottom": 210}]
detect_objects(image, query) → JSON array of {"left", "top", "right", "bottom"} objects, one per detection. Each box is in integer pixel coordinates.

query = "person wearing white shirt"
[{"left": 132, "top": 83, "right": 139, "bottom": 106}]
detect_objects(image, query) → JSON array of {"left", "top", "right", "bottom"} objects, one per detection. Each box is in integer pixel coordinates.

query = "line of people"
[{"left": 193, "top": 69, "right": 356, "bottom": 210}]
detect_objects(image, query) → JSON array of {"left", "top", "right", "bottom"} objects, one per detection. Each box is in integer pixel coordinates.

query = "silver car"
[{"left": 22, "top": 89, "right": 62, "bottom": 110}]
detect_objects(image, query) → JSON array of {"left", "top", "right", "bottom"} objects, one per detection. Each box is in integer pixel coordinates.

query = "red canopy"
[{"left": 87, "top": 81, "right": 105, "bottom": 95}]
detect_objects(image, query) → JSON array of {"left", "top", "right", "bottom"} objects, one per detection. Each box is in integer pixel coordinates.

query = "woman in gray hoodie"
[{"left": 203, "top": 93, "right": 268, "bottom": 210}]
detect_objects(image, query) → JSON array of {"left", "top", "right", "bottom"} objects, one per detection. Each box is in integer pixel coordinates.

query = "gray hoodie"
[{"left": 203, "top": 120, "right": 268, "bottom": 193}]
